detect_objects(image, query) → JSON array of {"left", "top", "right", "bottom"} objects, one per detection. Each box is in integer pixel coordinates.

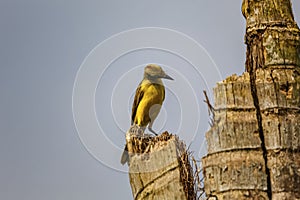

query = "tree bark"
[
  {"left": 126, "top": 128, "right": 195, "bottom": 200},
  {"left": 203, "top": 0, "right": 300, "bottom": 199}
]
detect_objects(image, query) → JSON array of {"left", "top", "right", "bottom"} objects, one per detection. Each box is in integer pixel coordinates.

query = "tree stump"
[{"left": 126, "top": 128, "right": 195, "bottom": 200}]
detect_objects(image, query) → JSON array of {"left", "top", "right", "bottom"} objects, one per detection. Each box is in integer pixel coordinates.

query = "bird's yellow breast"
[{"left": 134, "top": 80, "right": 165, "bottom": 127}]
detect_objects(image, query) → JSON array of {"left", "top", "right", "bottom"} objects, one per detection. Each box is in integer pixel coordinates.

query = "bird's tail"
[{"left": 120, "top": 144, "right": 129, "bottom": 165}]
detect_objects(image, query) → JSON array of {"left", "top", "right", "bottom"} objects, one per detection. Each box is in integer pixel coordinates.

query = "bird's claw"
[
  {"left": 148, "top": 127, "right": 158, "bottom": 136},
  {"left": 129, "top": 124, "right": 144, "bottom": 136}
]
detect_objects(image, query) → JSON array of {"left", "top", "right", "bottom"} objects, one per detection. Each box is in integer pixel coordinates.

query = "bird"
[{"left": 120, "top": 64, "right": 173, "bottom": 165}]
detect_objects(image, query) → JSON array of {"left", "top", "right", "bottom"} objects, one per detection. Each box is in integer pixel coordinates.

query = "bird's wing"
[
  {"left": 154, "top": 83, "right": 165, "bottom": 102},
  {"left": 131, "top": 83, "right": 144, "bottom": 125},
  {"left": 161, "top": 84, "right": 165, "bottom": 101}
]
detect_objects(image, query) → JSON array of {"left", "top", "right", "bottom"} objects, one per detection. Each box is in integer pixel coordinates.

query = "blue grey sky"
[{"left": 1, "top": 1, "right": 300, "bottom": 200}]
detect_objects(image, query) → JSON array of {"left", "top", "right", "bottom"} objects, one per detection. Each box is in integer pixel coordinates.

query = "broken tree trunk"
[
  {"left": 126, "top": 127, "right": 195, "bottom": 200},
  {"left": 203, "top": 0, "right": 300, "bottom": 200}
]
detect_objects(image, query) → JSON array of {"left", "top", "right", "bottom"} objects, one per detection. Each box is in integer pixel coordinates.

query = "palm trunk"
[
  {"left": 203, "top": 0, "right": 300, "bottom": 199},
  {"left": 126, "top": 129, "right": 195, "bottom": 200}
]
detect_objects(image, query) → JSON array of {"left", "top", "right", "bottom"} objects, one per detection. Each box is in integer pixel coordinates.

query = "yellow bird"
[{"left": 121, "top": 64, "right": 173, "bottom": 165}]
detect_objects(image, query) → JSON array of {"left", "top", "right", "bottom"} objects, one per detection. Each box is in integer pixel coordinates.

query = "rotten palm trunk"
[{"left": 203, "top": 0, "right": 300, "bottom": 199}]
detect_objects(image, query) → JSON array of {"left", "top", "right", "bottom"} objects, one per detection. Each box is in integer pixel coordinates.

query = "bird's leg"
[
  {"left": 148, "top": 127, "right": 158, "bottom": 136},
  {"left": 148, "top": 121, "right": 158, "bottom": 136}
]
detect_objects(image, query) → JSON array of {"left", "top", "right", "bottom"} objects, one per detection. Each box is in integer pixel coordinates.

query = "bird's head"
[{"left": 144, "top": 64, "right": 174, "bottom": 80}]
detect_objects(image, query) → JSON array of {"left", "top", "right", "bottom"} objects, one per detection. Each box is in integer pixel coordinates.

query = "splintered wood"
[{"left": 126, "top": 129, "right": 195, "bottom": 200}]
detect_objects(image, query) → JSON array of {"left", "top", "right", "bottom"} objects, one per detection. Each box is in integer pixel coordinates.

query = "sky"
[{"left": 1, "top": 1, "right": 300, "bottom": 200}]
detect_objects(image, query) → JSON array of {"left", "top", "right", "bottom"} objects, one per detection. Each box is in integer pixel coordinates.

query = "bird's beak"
[{"left": 163, "top": 74, "right": 174, "bottom": 80}]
